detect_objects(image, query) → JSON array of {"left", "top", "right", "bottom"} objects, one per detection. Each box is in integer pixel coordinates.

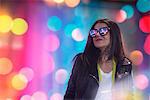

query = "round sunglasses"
[{"left": 89, "top": 27, "right": 110, "bottom": 38}]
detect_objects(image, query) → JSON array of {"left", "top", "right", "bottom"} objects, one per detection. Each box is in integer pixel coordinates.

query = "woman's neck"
[
  {"left": 99, "top": 47, "right": 110, "bottom": 63},
  {"left": 99, "top": 57, "right": 113, "bottom": 73},
  {"left": 100, "top": 53, "right": 109, "bottom": 63},
  {"left": 98, "top": 48, "right": 113, "bottom": 73}
]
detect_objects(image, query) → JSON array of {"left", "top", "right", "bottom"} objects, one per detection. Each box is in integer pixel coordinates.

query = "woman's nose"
[{"left": 95, "top": 31, "right": 101, "bottom": 37}]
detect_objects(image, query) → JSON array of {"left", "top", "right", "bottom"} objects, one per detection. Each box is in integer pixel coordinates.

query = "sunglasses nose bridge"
[
  {"left": 94, "top": 30, "right": 100, "bottom": 36},
  {"left": 96, "top": 30, "right": 104, "bottom": 37}
]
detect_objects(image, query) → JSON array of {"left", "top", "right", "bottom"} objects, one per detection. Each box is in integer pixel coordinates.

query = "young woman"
[{"left": 64, "top": 19, "right": 133, "bottom": 100}]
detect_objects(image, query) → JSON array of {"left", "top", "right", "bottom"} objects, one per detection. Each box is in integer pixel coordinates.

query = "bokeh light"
[
  {"left": 0, "top": 72, "right": 18, "bottom": 98},
  {"left": 11, "top": 74, "right": 28, "bottom": 90},
  {"left": 130, "top": 50, "right": 143, "bottom": 65},
  {"left": 6, "top": 98, "right": 13, "bottom": 100},
  {"left": 0, "top": 57, "right": 13, "bottom": 75},
  {"left": 11, "top": 18, "right": 28, "bottom": 35},
  {"left": 122, "top": 5, "right": 134, "bottom": 19},
  {"left": 31, "top": 91, "right": 48, "bottom": 100},
  {"left": 0, "top": 35, "right": 10, "bottom": 48},
  {"left": 0, "top": 15, "right": 13, "bottom": 33},
  {"left": 115, "top": 10, "right": 127, "bottom": 23},
  {"left": 64, "top": 24, "right": 77, "bottom": 37},
  {"left": 11, "top": 37, "right": 24, "bottom": 50},
  {"left": 55, "top": 69, "right": 68, "bottom": 84},
  {"left": 65, "top": 0, "right": 80, "bottom": 8},
  {"left": 136, "top": 0, "right": 150, "bottom": 13},
  {"left": 134, "top": 74, "right": 149, "bottom": 90},
  {"left": 72, "top": 28, "right": 84, "bottom": 41},
  {"left": 47, "top": 16, "right": 62, "bottom": 31},
  {"left": 74, "top": 7, "right": 89, "bottom": 18},
  {"left": 125, "top": 92, "right": 134, "bottom": 100},
  {"left": 50, "top": 93, "right": 63, "bottom": 100},
  {"left": 43, "top": 0, "right": 57, "bottom": 6},
  {"left": 112, "top": 92, "right": 126, "bottom": 100},
  {"left": 82, "top": 0, "right": 90, "bottom": 4},
  {"left": 144, "top": 35, "right": 150, "bottom": 55},
  {"left": 139, "top": 15, "right": 150, "bottom": 33},
  {"left": 1, "top": 0, "right": 150, "bottom": 99},
  {"left": 19, "top": 67, "right": 34, "bottom": 82},
  {"left": 53, "top": 0, "right": 64, "bottom": 3},
  {"left": 133, "top": 91, "right": 144, "bottom": 100},
  {"left": 20, "top": 95, "right": 32, "bottom": 100},
  {"left": 42, "top": 53, "right": 55, "bottom": 76},
  {"left": 44, "top": 34, "right": 60, "bottom": 52}
]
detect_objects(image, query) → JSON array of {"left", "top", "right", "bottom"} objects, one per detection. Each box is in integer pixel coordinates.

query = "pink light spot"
[
  {"left": 144, "top": 35, "right": 150, "bottom": 55},
  {"left": 44, "top": 34, "right": 60, "bottom": 52},
  {"left": 20, "top": 95, "right": 32, "bottom": 100},
  {"left": 139, "top": 15, "right": 150, "bottom": 33},
  {"left": 55, "top": 69, "right": 68, "bottom": 84},
  {"left": 135, "top": 74, "right": 149, "bottom": 90},
  {"left": 42, "top": 53, "right": 55, "bottom": 77},
  {"left": 115, "top": 10, "right": 127, "bottom": 23},
  {"left": 32, "top": 91, "right": 48, "bottom": 100},
  {"left": 19, "top": 67, "right": 34, "bottom": 81},
  {"left": 50, "top": 93, "right": 63, "bottom": 100}
]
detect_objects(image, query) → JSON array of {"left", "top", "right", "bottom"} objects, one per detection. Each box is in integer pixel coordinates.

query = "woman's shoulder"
[
  {"left": 75, "top": 53, "right": 83, "bottom": 58},
  {"left": 116, "top": 57, "right": 133, "bottom": 79},
  {"left": 120, "top": 57, "right": 132, "bottom": 65},
  {"left": 73, "top": 53, "right": 90, "bottom": 68},
  {"left": 73, "top": 53, "right": 83, "bottom": 61}
]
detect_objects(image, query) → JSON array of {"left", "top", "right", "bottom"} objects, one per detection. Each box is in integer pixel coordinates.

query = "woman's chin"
[{"left": 95, "top": 45, "right": 106, "bottom": 49}]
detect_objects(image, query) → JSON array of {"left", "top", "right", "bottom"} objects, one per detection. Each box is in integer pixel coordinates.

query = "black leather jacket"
[{"left": 64, "top": 53, "right": 133, "bottom": 100}]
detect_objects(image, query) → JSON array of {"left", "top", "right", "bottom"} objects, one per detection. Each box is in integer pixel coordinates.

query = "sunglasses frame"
[{"left": 89, "top": 27, "right": 110, "bottom": 38}]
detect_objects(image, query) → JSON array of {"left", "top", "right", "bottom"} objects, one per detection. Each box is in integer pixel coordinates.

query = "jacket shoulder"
[
  {"left": 122, "top": 57, "right": 132, "bottom": 65},
  {"left": 73, "top": 53, "right": 83, "bottom": 62}
]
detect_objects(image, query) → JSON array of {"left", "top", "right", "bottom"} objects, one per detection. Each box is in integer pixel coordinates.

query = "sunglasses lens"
[
  {"left": 90, "top": 30, "right": 97, "bottom": 37},
  {"left": 99, "top": 27, "right": 109, "bottom": 36},
  {"left": 90, "top": 27, "right": 110, "bottom": 37}
]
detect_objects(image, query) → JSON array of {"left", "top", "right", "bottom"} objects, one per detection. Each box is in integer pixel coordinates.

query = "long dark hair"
[{"left": 76, "top": 19, "right": 126, "bottom": 67}]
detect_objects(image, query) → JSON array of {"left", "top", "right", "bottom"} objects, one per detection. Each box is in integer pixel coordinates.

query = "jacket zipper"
[{"left": 89, "top": 74, "right": 99, "bottom": 85}]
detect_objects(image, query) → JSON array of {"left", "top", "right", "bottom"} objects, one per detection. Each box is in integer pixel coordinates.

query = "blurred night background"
[{"left": 0, "top": 0, "right": 150, "bottom": 100}]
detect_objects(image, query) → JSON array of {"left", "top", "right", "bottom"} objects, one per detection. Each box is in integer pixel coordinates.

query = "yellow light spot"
[
  {"left": 53, "top": 0, "right": 64, "bottom": 3},
  {"left": 0, "top": 58, "right": 13, "bottom": 75},
  {"left": 11, "top": 74, "right": 28, "bottom": 90},
  {"left": 133, "top": 91, "right": 143, "bottom": 100},
  {"left": 11, "top": 18, "right": 28, "bottom": 35},
  {"left": 65, "top": 0, "right": 80, "bottom": 8},
  {"left": 0, "top": 15, "right": 13, "bottom": 33}
]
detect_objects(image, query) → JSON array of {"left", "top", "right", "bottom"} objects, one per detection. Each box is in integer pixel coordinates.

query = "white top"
[{"left": 95, "top": 68, "right": 112, "bottom": 100}]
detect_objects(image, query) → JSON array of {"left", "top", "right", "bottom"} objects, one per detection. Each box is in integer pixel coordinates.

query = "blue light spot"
[
  {"left": 136, "top": 0, "right": 150, "bottom": 13},
  {"left": 64, "top": 24, "right": 77, "bottom": 37},
  {"left": 47, "top": 16, "right": 62, "bottom": 31},
  {"left": 122, "top": 5, "right": 134, "bottom": 19}
]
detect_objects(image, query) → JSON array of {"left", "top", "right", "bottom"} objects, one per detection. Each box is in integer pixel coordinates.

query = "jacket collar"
[{"left": 89, "top": 63, "right": 99, "bottom": 85}]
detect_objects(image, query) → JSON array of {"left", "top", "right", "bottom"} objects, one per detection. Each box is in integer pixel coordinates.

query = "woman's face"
[{"left": 92, "top": 22, "right": 110, "bottom": 49}]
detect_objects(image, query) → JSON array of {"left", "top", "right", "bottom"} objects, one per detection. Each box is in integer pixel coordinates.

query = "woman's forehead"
[{"left": 94, "top": 22, "right": 108, "bottom": 29}]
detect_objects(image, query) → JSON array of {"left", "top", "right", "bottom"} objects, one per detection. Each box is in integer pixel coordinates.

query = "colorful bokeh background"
[{"left": 0, "top": 0, "right": 150, "bottom": 100}]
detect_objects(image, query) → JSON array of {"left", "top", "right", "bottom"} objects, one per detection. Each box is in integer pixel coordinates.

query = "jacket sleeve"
[
  {"left": 115, "top": 58, "right": 134, "bottom": 99},
  {"left": 121, "top": 58, "right": 134, "bottom": 92},
  {"left": 125, "top": 64, "right": 135, "bottom": 100},
  {"left": 64, "top": 54, "right": 82, "bottom": 99},
  {"left": 122, "top": 58, "right": 135, "bottom": 99},
  {"left": 127, "top": 64, "right": 134, "bottom": 92},
  {"left": 124, "top": 58, "right": 134, "bottom": 93}
]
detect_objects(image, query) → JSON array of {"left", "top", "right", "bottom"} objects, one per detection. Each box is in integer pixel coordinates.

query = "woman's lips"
[{"left": 96, "top": 38, "right": 103, "bottom": 41}]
